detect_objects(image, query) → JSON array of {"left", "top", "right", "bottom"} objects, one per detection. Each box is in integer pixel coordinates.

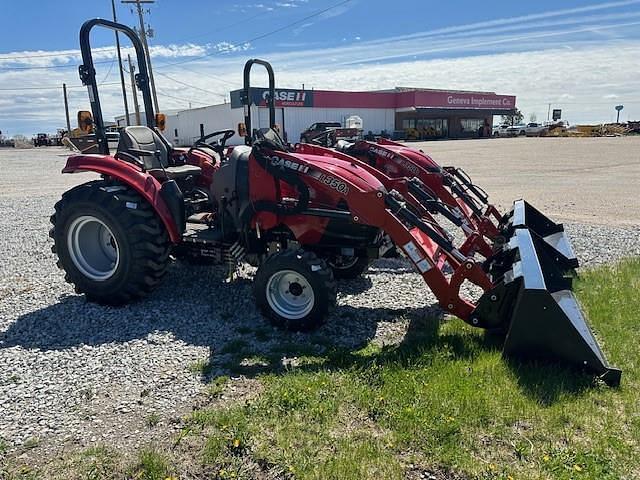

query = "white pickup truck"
[
  {"left": 520, "top": 122, "right": 548, "bottom": 136},
  {"left": 492, "top": 125, "right": 512, "bottom": 137}
]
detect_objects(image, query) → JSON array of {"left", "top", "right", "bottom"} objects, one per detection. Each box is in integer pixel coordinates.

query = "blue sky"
[{"left": 1, "top": 0, "right": 640, "bottom": 135}]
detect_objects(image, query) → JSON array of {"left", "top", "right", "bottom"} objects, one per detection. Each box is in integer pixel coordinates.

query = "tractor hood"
[{"left": 289, "top": 152, "right": 387, "bottom": 194}]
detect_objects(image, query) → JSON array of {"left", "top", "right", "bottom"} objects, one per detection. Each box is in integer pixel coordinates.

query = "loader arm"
[
  {"left": 251, "top": 145, "right": 494, "bottom": 321},
  {"left": 349, "top": 140, "right": 580, "bottom": 271},
  {"left": 296, "top": 143, "right": 493, "bottom": 259},
  {"left": 252, "top": 142, "right": 621, "bottom": 386}
]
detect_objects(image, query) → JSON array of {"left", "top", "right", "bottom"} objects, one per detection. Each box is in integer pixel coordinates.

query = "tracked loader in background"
[{"left": 50, "top": 18, "right": 620, "bottom": 386}]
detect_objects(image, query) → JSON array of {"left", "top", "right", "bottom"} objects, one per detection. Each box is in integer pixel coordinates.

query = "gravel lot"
[{"left": 0, "top": 139, "right": 639, "bottom": 465}]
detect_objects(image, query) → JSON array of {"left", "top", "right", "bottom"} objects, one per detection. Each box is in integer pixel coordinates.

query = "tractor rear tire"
[
  {"left": 254, "top": 249, "right": 336, "bottom": 331},
  {"left": 328, "top": 253, "right": 370, "bottom": 279},
  {"left": 50, "top": 180, "right": 171, "bottom": 305}
]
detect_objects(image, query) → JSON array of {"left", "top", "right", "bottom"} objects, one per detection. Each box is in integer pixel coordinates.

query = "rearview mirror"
[
  {"left": 155, "top": 113, "right": 167, "bottom": 131},
  {"left": 77, "top": 111, "right": 94, "bottom": 134},
  {"left": 237, "top": 122, "right": 247, "bottom": 137}
]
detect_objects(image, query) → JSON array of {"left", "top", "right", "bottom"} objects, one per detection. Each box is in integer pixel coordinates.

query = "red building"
[{"left": 230, "top": 86, "right": 517, "bottom": 140}]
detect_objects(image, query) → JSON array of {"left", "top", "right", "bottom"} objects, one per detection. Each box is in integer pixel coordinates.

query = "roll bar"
[
  {"left": 78, "top": 18, "right": 155, "bottom": 154},
  {"left": 241, "top": 59, "right": 276, "bottom": 146}
]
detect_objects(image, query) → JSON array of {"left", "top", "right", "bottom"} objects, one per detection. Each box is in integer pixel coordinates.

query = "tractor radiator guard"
[
  {"left": 474, "top": 229, "right": 621, "bottom": 386},
  {"left": 502, "top": 200, "right": 578, "bottom": 270}
]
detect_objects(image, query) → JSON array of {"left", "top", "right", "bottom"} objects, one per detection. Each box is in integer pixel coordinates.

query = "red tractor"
[{"left": 50, "top": 19, "right": 620, "bottom": 385}]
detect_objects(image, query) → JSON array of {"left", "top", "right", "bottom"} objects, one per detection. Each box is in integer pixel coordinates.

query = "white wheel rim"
[
  {"left": 67, "top": 215, "right": 120, "bottom": 281},
  {"left": 265, "top": 270, "right": 315, "bottom": 320}
]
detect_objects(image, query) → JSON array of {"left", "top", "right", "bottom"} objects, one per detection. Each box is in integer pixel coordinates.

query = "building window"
[
  {"left": 415, "top": 118, "right": 448, "bottom": 137},
  {"left": 402, "top": 119, "right": 416, "bottom": 129},
  {"left": 460, "top": 118, "right": 484, "bottom": 133}
]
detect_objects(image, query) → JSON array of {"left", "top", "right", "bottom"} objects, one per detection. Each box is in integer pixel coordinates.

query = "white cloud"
[{"left": 2, "top": 0, "right": 640, "bottom": 134}]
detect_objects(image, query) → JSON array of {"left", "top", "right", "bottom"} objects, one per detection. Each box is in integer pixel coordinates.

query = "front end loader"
[{"left": 50, "top": 19, "right": 620, "bottom": 386}]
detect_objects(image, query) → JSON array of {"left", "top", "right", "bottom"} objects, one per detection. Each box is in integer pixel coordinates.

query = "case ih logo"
[
  {"left": 270, "top": 155, "right": 310, "bottom": 173},
  {"left": 262, "top": 90, "right": 310, "bottom": 107},
  {"left": 369, "top": 145, "right": 394, "bottom": 159},
  {"left": 369, "top": 146, "right": 420, "bottom": 176},
  {"left": 230, "top": 88, "right": 315, "bottom": 108}
]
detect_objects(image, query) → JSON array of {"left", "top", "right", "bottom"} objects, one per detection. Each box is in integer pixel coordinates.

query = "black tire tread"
[{"left": 51, "top": 180, "right": 171, "bottom": 305}]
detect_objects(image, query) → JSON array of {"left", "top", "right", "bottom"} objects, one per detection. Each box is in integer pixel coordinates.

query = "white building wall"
[
  {"left": 279, "top": 107, "right": 396, "bottom": 143},
  {"left": 173, "top": 104, "right": 244, "bottom": 147},
  {"left": 116, "top": 104, "right": 396, "bottom": 148}
]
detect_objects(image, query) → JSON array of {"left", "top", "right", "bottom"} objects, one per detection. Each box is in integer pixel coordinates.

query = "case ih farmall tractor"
[{"left": 50, "top": 19, "right": 620, "bottom": 385}]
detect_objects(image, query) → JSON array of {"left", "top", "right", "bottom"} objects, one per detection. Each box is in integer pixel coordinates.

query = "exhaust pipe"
[{"left": 474, "top": 229, "right": 621, "bottom": 386}]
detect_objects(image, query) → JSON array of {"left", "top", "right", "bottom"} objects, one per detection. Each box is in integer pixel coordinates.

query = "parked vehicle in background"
[
  {"left": 300, "top": 116, "right": 363, "bottom": 144},
  {"left": 506, "top": 124, "right": 527, "bottom": 136},
  {"left": 492, "top": 124, "right": 512, "bottom": 137},
  {"left": 522, "top": 122, "right": 548, "bottom": 136},
  {"left": 33, "top": 133, "right": 50, "bottom": 147},
  {"left": 0, "top": 130, "right": 14, "bottom": 147}
]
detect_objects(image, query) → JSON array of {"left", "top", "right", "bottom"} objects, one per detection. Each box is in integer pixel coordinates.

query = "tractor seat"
[
  {"left": 117, "top": 126, "right": 202, "bottom": 180},
  {"left": 334, "top": 140, "right": 354, "bottom": 152},
  {"left": 147, "top": 164, "right": 203, "bottom": 181}
]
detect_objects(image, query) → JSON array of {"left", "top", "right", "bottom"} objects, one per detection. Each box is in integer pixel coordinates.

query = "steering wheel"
[{"left": 190, "top": 129, "right": 235, "bottom": 158}]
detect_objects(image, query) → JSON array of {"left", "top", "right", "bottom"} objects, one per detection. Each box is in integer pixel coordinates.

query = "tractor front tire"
[
  {"left": 254, "top": 249, "right": 336, "bottom": 331},
  {"left": 50, "top": 180, "right": 171, "bottom": 305}
]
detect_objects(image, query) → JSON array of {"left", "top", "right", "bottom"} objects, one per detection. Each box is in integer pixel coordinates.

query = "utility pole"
[
  {"left": 128, "top": 54, "right": 141, "bottom": 125},
  {"left": 547, "top": 103, "right": 551, "bottom": 123},
  {"left": 63, "top": 83, "right": 71, "bottom": 132},
  {"left": 122, "top": 0, "right": 159, "bottom": 113},
  {"left": 112, "top": 0, "right": 130, "bottom": 126}
]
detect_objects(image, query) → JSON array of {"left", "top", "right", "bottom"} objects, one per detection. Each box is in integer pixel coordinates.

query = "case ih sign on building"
[{"left": 231, "top": 88, "right": 314, "bottom": 108}]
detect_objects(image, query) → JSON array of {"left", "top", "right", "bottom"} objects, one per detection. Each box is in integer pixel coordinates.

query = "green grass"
[
  {"left": 188, "top": 358, "right": 214, "bottom": 376},
  {"left": 12, "top": 258, "right": 640, "bottom": 479},
  {"left": 145, "top": 413, "right": 161, "bottom": 428},
  {"left": 207, "top": 375, "right": 230, "bottom": 398},
  {"left": 182, "top": 258, "right": 640, "bottom": 480},
  {"left": 126, "top": 447, "right": 176, "bottom": 480}
]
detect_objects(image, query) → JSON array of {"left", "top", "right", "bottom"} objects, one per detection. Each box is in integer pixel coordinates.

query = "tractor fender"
[{"left": 62, "top": 154, "right": 182, "bottom": 243}]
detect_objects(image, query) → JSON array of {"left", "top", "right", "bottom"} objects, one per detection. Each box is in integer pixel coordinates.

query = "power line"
[
  {"left": 162, "top": 11, "right": 265, "bottom": 44},
  {"left": 155, "top": 71, "right": 227, "bottom": 97},
  {"left": 161, "top": 62, "right": 238, "bottom": 87},
  {"left": 156, "top": 89, "right": 210, "bottom": 105},
  {"left": 156, "top": 0, "right": 353, "bottom": 69},
  {"left": 99, "top": 58, "right": 117, "bottom": 84}
]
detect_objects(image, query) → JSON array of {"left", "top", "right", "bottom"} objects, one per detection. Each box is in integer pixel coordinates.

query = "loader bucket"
[
  {"left": 475, "top": 229, "right": 621, "bottom": 386},
  {"left": 502, "top": 200, "right": 578, "bottom": 270}
]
